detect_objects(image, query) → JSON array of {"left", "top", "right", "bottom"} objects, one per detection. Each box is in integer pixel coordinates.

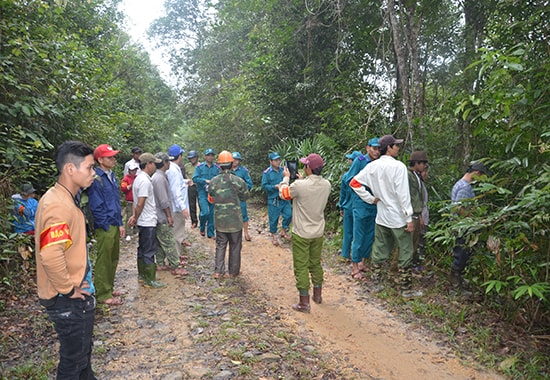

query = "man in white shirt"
[
  {"left": 123, "top": 147, "right": 142, "bottom": 176},
  {"left": 128, "top": 153, "right": 166, "bottom": 289},
  {"left": 350, "top": 134, "right": 421, "bottom": 298},
  {"left": 166, "top": 144, "right": 190, "bottom": 260}
]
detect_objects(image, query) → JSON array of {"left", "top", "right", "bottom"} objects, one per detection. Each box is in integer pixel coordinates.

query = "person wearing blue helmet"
[
  {"left": 192, "top": 148, "right": 220, "bottom": 238},
  {"left": 184, "top": 150, "right": 200, "bottom": 228},
  {"left": 337, "top": 150, "right": 362, "bottom": 261},
  {"left": 231, "top": 152, "right": 254, "bottom": 241},
  {"left": 342, "top": 137, "right": 380, "bottom": 280},
  {"left": 261, "top": 152, "right": 292, "bottom": 246}
]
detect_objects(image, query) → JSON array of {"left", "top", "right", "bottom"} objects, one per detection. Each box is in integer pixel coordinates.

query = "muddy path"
[{"left": 93, "top": 208, "right": 503, "bottom": 379}]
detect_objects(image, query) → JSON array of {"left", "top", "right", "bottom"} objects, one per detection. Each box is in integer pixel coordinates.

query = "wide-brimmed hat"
[{"left": 20, "top": 183, "right": 36, "bottom": 195}]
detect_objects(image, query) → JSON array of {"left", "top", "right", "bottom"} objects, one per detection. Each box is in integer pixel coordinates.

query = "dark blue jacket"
[{"left": 88, "top": 167, "right": 123, "bottom": 231}]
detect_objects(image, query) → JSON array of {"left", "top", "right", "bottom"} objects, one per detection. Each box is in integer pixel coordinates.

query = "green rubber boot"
[
  {"left": 137, "top": 258, "right": 145, "bottom": 282},
  {"left": 143, "top": 263, "right": 166, "bottom": 289}
]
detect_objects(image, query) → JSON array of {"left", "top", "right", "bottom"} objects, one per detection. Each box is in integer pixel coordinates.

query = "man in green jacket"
[{"left": 408, "top": 151, "right": 429, "bottom": 271}]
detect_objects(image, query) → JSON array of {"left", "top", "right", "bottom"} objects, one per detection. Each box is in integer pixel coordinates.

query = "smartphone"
[{"left": 285, "top": 160, "right": 298, "bottom": 180}]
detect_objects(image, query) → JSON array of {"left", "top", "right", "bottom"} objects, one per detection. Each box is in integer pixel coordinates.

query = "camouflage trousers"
[{"left": 156, "top": 223, "right": 179, "bottom": 268}]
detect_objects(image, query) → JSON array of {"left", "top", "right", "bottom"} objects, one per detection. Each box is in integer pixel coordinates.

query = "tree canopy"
[{"left": 1, "top": 0, "right": 548, "bottom": 376}]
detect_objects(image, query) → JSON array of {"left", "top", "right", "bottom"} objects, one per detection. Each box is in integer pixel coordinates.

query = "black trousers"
[{"left": 188, "top": 185, "right": 198, "bottom": 225}]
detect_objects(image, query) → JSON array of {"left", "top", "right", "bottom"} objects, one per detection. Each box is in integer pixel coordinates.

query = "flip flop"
[
  {"left": 182, "top": 240, "right": 192, "bottom": 247},
  {"left": 112, "top": 289, "right": 127, "bottom": 296},
  {"left": 101, "top": 297, "right": 124, "bottom": 306},
  {"left": 171, "top": 268, "right": 189, "bottom": 276},
  {"left": 351, "top": 271, "right": 367, "bottom": 281}
]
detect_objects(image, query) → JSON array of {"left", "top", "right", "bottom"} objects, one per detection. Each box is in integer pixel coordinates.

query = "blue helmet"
[
  {"left": 204, "top": 148, "right": 215, "bottom": 156},
  {"left": 232, "top": 152, "right": 242, "bottom": 160},
  {"left": 187, "top": 150, "right": 198, "bottom": 159}
]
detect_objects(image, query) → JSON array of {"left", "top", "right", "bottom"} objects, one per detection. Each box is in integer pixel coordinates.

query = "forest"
[{"left": 0, "top": 0, "right": 548, "bottom": 377}]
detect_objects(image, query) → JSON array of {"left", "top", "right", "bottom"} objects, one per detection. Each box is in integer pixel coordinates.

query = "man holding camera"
[{"left": 261, "top": 152, "right": 292, "bottom": 246}]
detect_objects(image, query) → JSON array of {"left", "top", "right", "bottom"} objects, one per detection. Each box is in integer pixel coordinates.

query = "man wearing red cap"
[
  {"left": 279, "top": 153, "right": 331, "bottom": 313},
  {"left": 88, "top": 144, "right": 126, "bottom": 306}
]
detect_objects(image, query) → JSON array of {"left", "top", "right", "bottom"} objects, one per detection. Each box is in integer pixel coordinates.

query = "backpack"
[{"left": 78, "top": 176, "right": 104, "bottom": 237}]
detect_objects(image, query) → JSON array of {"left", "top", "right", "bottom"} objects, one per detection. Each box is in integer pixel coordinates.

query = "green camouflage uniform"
[
  {"left": 208, "top": 170, "right": 250, "bottom": 276},
  {"left": 208, "top": 171, "right": 249, "bottom": 232}
]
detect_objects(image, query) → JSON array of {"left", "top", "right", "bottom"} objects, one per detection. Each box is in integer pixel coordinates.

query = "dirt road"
[{"left": 93, "top": 211, "right": 503, "bottom": 379}]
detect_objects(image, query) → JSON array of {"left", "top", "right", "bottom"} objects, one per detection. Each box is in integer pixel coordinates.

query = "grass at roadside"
[{"left": 322, "top": 233, "right": 550, "bottom": 379}]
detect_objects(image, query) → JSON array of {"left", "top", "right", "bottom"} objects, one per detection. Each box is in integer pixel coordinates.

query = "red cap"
[
  {"left": 299, "top": 153, "right": 324, "bottom": 170},
  {"left": 94, "top": 144, "right": 120, "bottom": 160}
]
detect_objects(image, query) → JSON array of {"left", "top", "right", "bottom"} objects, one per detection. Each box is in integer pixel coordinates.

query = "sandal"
[
  {"left": 182, "top": 240, "right": 192, "bottom": 247},
  {"left": 213, "top": 272, "right": 224, "bottom": 279},
  {"left": 272, "top": 237, "right": 280, "bottom": 246},
  {"left": 351, "top": 271, "right": 367, "bottom": 281},
  {"left": 280, "top": 231, "right": 291, "bottom": 240},
  {"left": 101, "top": 297, "right": 124, "bottom": 306},
  {"left": 358, "top": 264, "right": 369, "bottom": 273},
  {"left": 171, "top": 268, "right": 189, "bottom": 276},
  {"left": 112, "top": 289, "right": 127, "bottom": 297}
]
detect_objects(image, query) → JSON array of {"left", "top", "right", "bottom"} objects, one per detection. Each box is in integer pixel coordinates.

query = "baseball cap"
[
  {"left": 204, "top": 148, "right": 215, "bottom": 156},
  {"left": 378, "top": 135, "right": 404, "bottom": 150},
  {"left": 94, "top": 144, "right": 120, "bottom": 160},
  {"left": 345, "top": 150, "right": 362, "bottom": 160},
  {"left": 168, "top": 144, "right": 184, "bottom": 159},
  {"left": 268, "top": 152, "right": 281, "bottom": 160},
  {"left": 20, "top": 183, "right": 36, "bottom": 195},
  {"left": 139, "top": 152, "right": 162, "bottom": 164},
  {"left": 127, "top": 162, "right": 139, "bottom": 171},
  {"left": 409, "top": 151, "right": 428, "bottom": 162},
  {"left": 131, "top": 147, "right": 142, "bottom": 154},
  {"left": 299, "top": 153, "right": 324, "bottom": 170},
  {"left": 469, "top": 161, "right": 488, "bottom": 175},
  {"left": 155, "top": 152, "right": 171, "bottom": 162},
  {"left": 367, "top": 137, "right": 379, "bottom": 147}
]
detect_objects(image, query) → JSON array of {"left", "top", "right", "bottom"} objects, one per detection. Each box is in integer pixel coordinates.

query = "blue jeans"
[{"left": 45, "top": 295, "right": 96, "bottom": 380}]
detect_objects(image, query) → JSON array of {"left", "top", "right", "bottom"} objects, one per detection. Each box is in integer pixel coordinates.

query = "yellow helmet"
[{"left": 217, "top": 150, "right": 234, "bottom": 165}]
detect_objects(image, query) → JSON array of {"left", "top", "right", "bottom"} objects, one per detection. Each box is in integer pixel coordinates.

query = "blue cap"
[
  {"left": 345, "top": 150, "right": 362, "bottom": 160},
  {"left": 268, "top": 152, "right": 281, "bottom": 160},
  {"left": 232, "top": 152, "right": 242, "bottom": 160},
  {"left": 204, "top": 148, "right": 215, "bottom": 156},
  {"left": 367, "top": 137, "right": 379, "bottom": 147},
  {"left": 168, "top": 144, "right": 184, "bottom": 159}
]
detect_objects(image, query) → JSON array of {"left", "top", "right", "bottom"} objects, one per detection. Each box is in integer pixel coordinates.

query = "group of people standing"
[{"left": 30, "top": 136, "right": 487, "bottom": 379}]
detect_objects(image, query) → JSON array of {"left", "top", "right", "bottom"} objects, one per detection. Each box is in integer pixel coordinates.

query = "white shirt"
[
  {"left": 166, "top": 161, "right": 189, "bottom": 212},
  {"left": 132, "top": 172, "right": 157, "bottom": 227},
  {"left": 353, "top": 155, "right": 413, "bottom": 228},
  {"left": 123, "top": 158, "right": 141, "bottom": 176}
]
